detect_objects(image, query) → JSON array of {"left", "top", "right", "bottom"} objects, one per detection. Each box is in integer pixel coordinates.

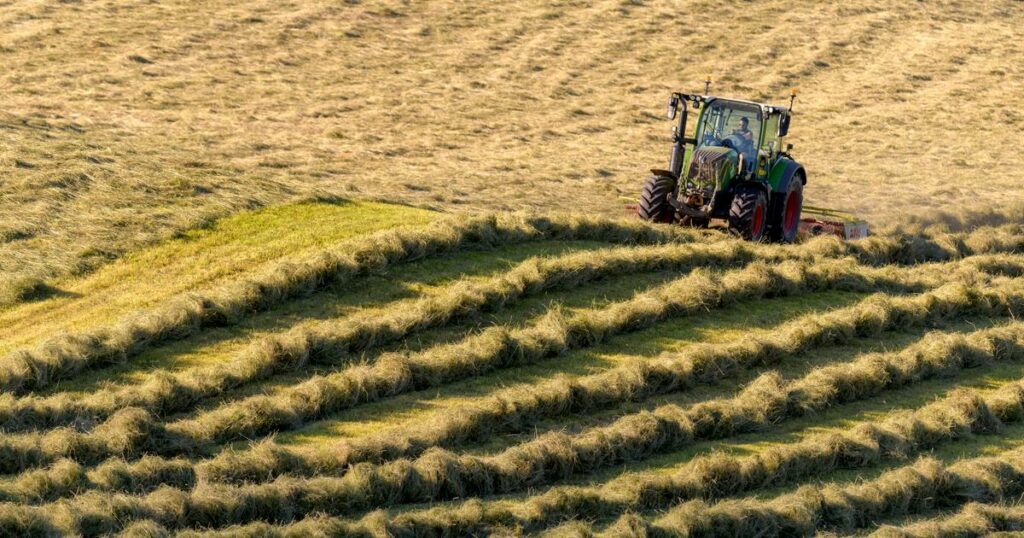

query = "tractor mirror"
[
  {"left": 777, "top": 112, "right": 791, "bottom": 137},
  {"left": 666, "top": 96, "right": 678, "bottom": 120}
]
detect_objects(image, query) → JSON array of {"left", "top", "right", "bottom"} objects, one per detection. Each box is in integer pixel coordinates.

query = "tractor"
[{"left": 637, "top": 83, "right": 805, "bottom": 242}]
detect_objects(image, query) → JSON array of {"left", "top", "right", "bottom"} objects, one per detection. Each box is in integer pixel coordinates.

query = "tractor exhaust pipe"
[{"left": 666, "top": 94, "right": 688, "bottom": 178}]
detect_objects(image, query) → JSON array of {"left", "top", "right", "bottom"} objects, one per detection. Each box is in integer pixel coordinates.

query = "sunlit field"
[{"left": 3, "top": 1, "right": 1024, "bottom": 536}]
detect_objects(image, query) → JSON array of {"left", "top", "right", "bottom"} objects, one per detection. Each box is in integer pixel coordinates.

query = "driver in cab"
[{"left": 732, "top": 117, "right": 753, "bottom": 141}]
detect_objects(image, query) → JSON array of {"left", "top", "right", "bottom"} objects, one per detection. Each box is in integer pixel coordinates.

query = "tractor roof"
[
  {"left": 676, "top": 92, "right": 790, "bottom": 114},
  {"left": 707, "top": 96, "right": 790, "bottom": 114}
]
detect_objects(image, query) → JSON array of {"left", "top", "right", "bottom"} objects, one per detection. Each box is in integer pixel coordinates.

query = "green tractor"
[{"left": 638, "top": 84, "right": 805, "bottom": 243}]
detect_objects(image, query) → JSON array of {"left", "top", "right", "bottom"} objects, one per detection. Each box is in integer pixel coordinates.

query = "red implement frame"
[{"left": 623, "top": 202, "right": 868, "bottom": 240}]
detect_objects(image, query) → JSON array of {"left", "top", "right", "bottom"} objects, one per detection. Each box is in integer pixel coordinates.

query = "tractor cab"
[
  {"left": 637, "top": 84, "right": 805, "bottom": 243},
  {"left": 695, "top": 100, "right": 762, "bottom": 175}
]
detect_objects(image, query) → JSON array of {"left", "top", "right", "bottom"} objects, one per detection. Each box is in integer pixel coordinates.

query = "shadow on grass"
[
  {"left": 41, "top": 239, "right": 636, "bottom": 395},
  {"left": 280, "top": 289, "right": 869, "bottom": 446}
]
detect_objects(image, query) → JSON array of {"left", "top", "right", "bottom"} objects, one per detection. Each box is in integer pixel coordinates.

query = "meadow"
[
  {"left": 2, "top": 0, "right": 1023, "bottom": 299},
  {"left": 4, "top": 0, "right": 1024, "bottom": 536},
  {"left": 0, "top": 200, "right": 1021, "bottom": 536}
]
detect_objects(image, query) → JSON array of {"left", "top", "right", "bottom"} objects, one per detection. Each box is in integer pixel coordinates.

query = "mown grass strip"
[
  {"left": 870, "top": 502, "right": 1024, "bottom": 537},
  {"left": 4, "top": 220, "right": 1023, "bottom": 398},
  {"left": 0, "top": 213, "right": 704, "bottom": 395},
  {"left": 572, "top": 448, "right": 1024, "bottom": 537},
  {"left": 4, "top": 261, "right": 1018, "bottom": 506},
  {"left": 13, "top": 319, "right": 1024, "bottom": 534},
  {"left": 2, "top": 264, "right": 1019, "bottom": 504},
  {"left": 845, "top": 223, "right": 1024, "bottom": 266},
  {"left": 0, "top": 255, "right": 923, "bottom": 474},
  {"left": 166, "top": 378, "right": 1024, "bottom": 537},
  {"left": 0, "top": 254, "right": 1017, "bottom": 492},
  {"left": 0, "top": 456, "right": 195, "bottom": 505},
  {"left": 165, "top": 255, "right": 952, "bottom": 448},
  {"left": 6, "top": 223, "right": 1021, "bottom": 431},
  {"left": 201, "top": 265, "right": 1024, "bottom": 484},
  {"left": 0, "top": 240, "right": 780, "bottom": 432}
]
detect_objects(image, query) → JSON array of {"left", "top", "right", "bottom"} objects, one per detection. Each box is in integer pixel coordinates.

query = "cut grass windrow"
[
  {"left": 11, "top": 320, "right": 1024, "bottom": 534},
  {"left": 0, "top": 256, "right": 934, "bottom": 473},
  {"left": 0, "top": 255, "right": 1018, "bottom": 489},
  {"left": 870, "top": 502, "right": 1024, "bottom": 537},
  {"left": 5, "top": 226, "right": 1022, "bottom": 432},
  {"left": 164, "top": 256, "right": 969, "bottom": 449},
  {"left": 5, "top": 264, "right": 1022, "bottom": 506},
  {"left": 201, "top": 270, "right": 1024, "bottom": 484},
  {"left": 565, "top": 447, "right": 1024, "bottom": 537},
  {"left": 0, "top": 213, "right": 707, "bottom": 395},
  {"left": 166, "top": 377, "right": 1024, "bottom": 537},
  {"left": 0, "top": 239, "right": 793, "bottom": 432},
  {"left": 3, "top": 220, "right": 1022, "bottom": 398},
  {"left": 0, "top": 456, "right": 195, "bottom": 505}
]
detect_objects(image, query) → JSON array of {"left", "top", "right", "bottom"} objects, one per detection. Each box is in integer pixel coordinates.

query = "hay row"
[
  {"left": 0, "top": 213, "right": 701, "bottom": 395},
  {"left": 0, "top": 456, "right": 194, "bottom": 505},
  {"left": 3, "top": 265, "right": 1015, "bottom": 504},
  {"left": 2, "top": 218, "right": 1019, "bottom": 421},
  {"left": 844, "top": 223, "right": 1024, "bottom": 266},
  {"left": 575, "top": 448, "right": 1024, "bottom": 537},
  {"left": 870, "top": 502, "right": 1024, "bottom": 537},
  {"left": 0, "top": 255, "right": 919, "bottom": 473},
  {"left": 201, "top": 271, "right": 1024, "bottom": 484},
  {"left": 0, "top": 254, "right": 1017, "bottom": 489},
  {"left": 164, "top": 379, "right": 1024, "bottom": 537},
  {"left": 11, "top": 321, "right": 1024, "bottom": 534},
  {"left": 165, "top": 255, "right": 951, "bottom": 448},
  {"left": 6, "top": 223, "right": 1019, "bottom": 434},
  {"left": 0, "top": 239, "right": 781, "bottom": 432},
  {"left": 3, "top": 218, "right": 1021, "bottom": 398}
]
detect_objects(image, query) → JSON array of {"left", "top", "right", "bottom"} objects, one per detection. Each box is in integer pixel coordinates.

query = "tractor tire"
[
  {"left": 768, "top": 178, "right": 804, "bottom": 243},
  {"left": 638, "top": 175, "right": 677, "bottom": 224},
  {"left": 728, "top": 186, "right": 768, "bottom": 241}
]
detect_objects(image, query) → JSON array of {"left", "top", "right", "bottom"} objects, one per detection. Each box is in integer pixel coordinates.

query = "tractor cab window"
[{"left": 696, "top": 101, "right": 762, "bottom": 172}]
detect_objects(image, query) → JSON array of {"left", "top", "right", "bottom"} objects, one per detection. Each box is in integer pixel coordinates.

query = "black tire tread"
[
  {"left": 638, "top": 175, "right": 676, "bottom": 223},
  {"left": 728, "top": 187, "right": 767, "bottom": 241}
]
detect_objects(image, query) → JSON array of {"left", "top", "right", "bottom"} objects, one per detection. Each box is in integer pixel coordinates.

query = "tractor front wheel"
[
  {"left": 637, "top": 175, "right": 677, "bottom": 223},
  {"left": 768, "top": 179, "right": 804, "bottom": 243},
  {"left": 728, "top": 187, "right": 768, "bottom": 241}
]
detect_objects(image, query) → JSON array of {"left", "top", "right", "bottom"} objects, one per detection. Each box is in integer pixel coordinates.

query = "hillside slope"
[
  {"left": 2, "top": 0, "right": 1023, "bottom": 296},
  {"left": 0, "top": 203, "right": 1024, "bottom": 535}
]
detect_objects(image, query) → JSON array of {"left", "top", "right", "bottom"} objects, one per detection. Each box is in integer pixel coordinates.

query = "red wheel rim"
[
  {"left": 783, "top": 191, "right": 802, "bottom": 233},
  {"left": 752, "top": 202, "right": 765, "bottom": 238}
]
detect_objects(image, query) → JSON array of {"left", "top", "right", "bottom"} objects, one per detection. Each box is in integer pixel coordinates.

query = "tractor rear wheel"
[
  {"left": 728, "top": 187, "right": 768, "bottom": 241},
  {"left": 638, "top": 175, "right": 676, "bottom": 223},
  {"left": 768, "top": 178, "right": 804, "bottom": 243}
]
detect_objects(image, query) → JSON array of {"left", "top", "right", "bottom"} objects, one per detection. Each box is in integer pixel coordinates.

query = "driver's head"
[{"left": 739, "top": 117, "right": 749, "bottom": 129}]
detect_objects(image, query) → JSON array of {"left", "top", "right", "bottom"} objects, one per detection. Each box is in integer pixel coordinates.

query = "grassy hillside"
[
  {"left": 2, "top": 201, "right": 1024, "bottom": 535},
  {"left": 4, "top": 1, "right": 1024, "bottom": 535},
  {"left": 2, "top": 0, "right": 1023, "bottom": 296}
]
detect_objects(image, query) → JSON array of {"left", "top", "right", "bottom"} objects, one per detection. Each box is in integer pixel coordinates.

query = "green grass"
[
  {"left": 46, "top": 237, "right": 618, "bottom": 395},
  {"left": 3, "top": 200, "right": 1024, "bottom": 536},
  {"left": 279, "top": 289, "right": 867, "bottom": 447},
  {"left": 0, "top": 200, "right": 435, "bottom": 355}
]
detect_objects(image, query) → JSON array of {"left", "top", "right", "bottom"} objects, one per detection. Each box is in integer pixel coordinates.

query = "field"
[
  {"left": 4, "top": 0, "right": 1024, "bottom": 536},
  {"left": 2, "top": 0, "right": 1024, "bottom": 299},
  {"left": 0, "top": 200, "right": 1023, "bottom": 536}
]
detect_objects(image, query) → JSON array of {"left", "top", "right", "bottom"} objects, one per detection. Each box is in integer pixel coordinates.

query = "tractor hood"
[{"left": 686, "top": 146, "right": 737, "bottom": 187}]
